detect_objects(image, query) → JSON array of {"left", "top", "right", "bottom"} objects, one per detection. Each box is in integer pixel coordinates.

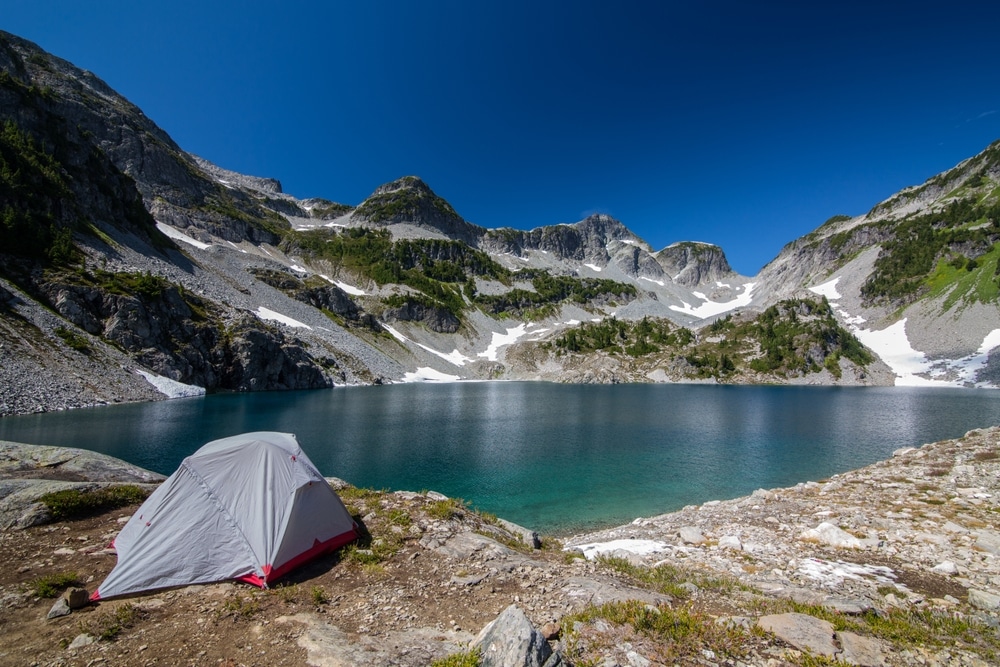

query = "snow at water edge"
[{"left": 136, "top": 370, "right": 206, "bottom": 398}]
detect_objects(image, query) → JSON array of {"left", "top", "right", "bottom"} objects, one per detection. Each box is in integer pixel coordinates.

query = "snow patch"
[
  {"left": 796, "top": 558, "right": 898, "bottom": 589},
  {"left": 290, "top": 264, "right": 308, "bottom": 274},
  {"left": 136, "top": 370, "right": 205, "bottom": 399},
  {"left": 382, "top": 323, "right": 408, "bottom": 343},
  {"left": 584, "top": 263, "right": 603, "bottom": 272},
  {"left": 477, "top": 324, "right": 534, "bottom": 361},
  {"left": 227, "top": 241, "right": 248, "bottom": 254},
  {"left": 639, "top": 277, "right": 665, "bottom": 287},
  {"left": 669, "top": 283, "right": 756, "bottom": 319},
  {"left": 254, "top": 307, "right": 312, "bottom": 330},
  {"left": 155, "top": 222, "right": 211, "bottom": 250},
  {"left": 335, "top": 280, "right": 365, "bottom": 296},
  {"left": 851, "top": 319, "right": 951, "bottom": 387},
  {"left": 569, "top": 539, "right": 670, "bottom": 560},
  {"left": 402, "top": 367, "right": 461, "bottom": 382},
  {"left": 808, "top": 277, "right": 842, "bottom": 300},
  {"left": 417, "top": 343, "right": 475, "bottom": 367}
]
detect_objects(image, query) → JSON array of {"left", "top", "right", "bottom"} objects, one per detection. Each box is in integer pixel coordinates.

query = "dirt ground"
[{"left": 0, "top": 491, "right": 575, "bottom": 667}]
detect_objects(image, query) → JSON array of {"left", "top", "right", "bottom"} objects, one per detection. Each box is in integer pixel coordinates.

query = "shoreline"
[{"left": 1, "top": 426, "right": 999, "bottom": 665}]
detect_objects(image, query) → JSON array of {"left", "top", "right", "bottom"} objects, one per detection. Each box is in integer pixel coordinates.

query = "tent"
[{"left": 92, "top": 432, "right": 358, "bottom": 600}]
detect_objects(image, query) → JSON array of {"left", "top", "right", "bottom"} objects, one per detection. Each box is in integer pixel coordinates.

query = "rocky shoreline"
[{"left": 0, "top": 427, "right": 998, "bottom": 666}]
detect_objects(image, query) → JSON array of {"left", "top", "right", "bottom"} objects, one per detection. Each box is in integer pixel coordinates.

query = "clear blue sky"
[{"left": 5, "top": 1, "right": 999, "bottom": 274}]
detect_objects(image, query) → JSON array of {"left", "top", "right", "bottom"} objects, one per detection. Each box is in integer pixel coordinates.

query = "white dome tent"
[{"left": 92, "top": 432, "right": 358, "bottom": 600}]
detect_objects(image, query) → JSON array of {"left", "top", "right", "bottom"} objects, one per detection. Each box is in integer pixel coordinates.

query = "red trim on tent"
[
  {"left": 230, "top": 527, "right": 357, "bottom": 589},
  {"left": 235, "top": 572, "right": 266, "bottom": 588},
  {"left": 266, "top": 527, "right": 359, "bottom": 584}
]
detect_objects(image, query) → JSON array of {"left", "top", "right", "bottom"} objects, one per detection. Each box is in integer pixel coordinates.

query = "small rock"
[
  {"left": 798, "top": 522, "right": 862, "bottom": 549},
  {"left": 68, "top": 633, "right": 96, "bottom": 649},
  {"left": 974, "top": 531, "right": 1000, "bottom": 555},
  {"left": 932, "top": 561, "right": 958, "bottom": 575},
  {"left": 968, "top": 589, "right": 1000, "bottom": 611},
  {"left": 718, "top": 535, "right": 742, "bottom": 550},
  {"left": 47, "top": 597, "right": 71, "bottom": 619},
  {"left": 678, "top": 527, "right": 706, "bottom": 545},
  {"left": 64, "top": 588, "right": 90, "bottom": 609},
  {"left": 540, "top": 621, "right": 561, "bottom": 640},
  {"left": 53, "top": 548, "right": 75, "bottom": 556}
]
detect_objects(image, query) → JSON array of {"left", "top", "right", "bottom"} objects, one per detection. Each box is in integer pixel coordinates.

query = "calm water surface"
[{"left": 2, "top": 383, "right": 999, "bottom": 534}]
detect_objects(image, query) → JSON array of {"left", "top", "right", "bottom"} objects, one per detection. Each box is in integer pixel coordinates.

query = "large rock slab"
[
  {"left": 838, "top": 631, "right": 885, "bottom": 666},
  {"left": 0, "top": 442, "right": 165, "bottom": 483},
  {"left": 757, "top": 612, "right": 837, "bottom": 657},
  {"left": 0, "top": 442, "right": 164, "bottom": 529}
]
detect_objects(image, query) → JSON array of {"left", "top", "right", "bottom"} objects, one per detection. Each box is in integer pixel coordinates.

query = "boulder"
[
  {"left": 497, "top": 518, "right": 541, "bottom": 549},
  {"left": 472, "top": 604, "right": 552, "bottom": 667}
]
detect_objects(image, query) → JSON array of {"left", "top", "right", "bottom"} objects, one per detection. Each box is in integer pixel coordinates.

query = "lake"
[{"left": 1, "top": 383, "right": 999, "bottom": 535}]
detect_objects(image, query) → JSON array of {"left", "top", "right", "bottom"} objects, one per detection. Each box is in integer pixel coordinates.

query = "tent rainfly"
[{"left": 92, "top": 432, "right": 358, "bottom": 600}]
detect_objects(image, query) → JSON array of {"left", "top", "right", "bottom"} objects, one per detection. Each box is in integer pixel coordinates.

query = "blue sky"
[{"left": 5, "top": 1, "right": 1000, "bottom": 274}]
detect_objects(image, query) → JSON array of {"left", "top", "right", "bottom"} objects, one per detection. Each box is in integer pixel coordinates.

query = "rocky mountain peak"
[
  {"left": 353, "top": 175, "right": 482, "bottom": 244},
  {"left": 370, "top": 175, "right": 433, "bottom": 197},
  {"left": 654, "top": 242, "right": 734, "bottom": 287}
]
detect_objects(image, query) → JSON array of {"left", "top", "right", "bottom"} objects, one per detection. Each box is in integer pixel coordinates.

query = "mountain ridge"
[{"left": 2, "top": 29, "right": 998, "bottom": 415}]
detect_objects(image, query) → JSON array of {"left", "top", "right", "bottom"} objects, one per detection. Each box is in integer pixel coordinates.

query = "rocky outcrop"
[
  {"left": 480, "top": 214, "right": 641, "bottom": 264},
  {"left": 654, "top": 241, "right": 734, "bottom": 287},
  {"left": 383, "top": 299, "right": 461, "bottom": 333},
  {"left": 0, "top": 441, "right": 165, "bottom": 529},
  {"left": 221, "top": 314, "right": 332, "bottom": 391},
  {"left": 41, "top": 279, "right": 332, "bottom": 391}
]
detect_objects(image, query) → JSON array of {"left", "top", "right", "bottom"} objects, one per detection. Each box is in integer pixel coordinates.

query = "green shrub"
[
  {"left": 39, "top": 485, "right": 150, "bottom": 521},
  {"left": 81, "top": 603, "right": 141, "bottom": 641},
  {"left": 53, "top": 326, "right": 90, "bottom": 353},
  {"left": 430, "top": 649, "right": 480, "bottom": 667},
  {"left": 30, "top": 571, "right": 81, "bottom": 598}
]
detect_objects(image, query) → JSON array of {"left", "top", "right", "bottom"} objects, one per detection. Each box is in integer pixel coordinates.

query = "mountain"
[
  {"left": 1, "top": 30, "right": 997, "bottom": 415},
  {"left": 752, "top": 140, "right": 1000, "bottom": 386}
]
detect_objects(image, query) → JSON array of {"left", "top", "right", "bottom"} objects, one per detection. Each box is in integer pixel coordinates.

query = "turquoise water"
[{"left": 2, "top": 383, "right": 999, "bottom": 534}]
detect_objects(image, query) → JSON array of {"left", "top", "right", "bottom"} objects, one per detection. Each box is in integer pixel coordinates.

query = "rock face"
[
  {"left": 382, "top": 299, "right": 461, "bottom": 334},
  {"left": 654, "top": 242, "right": 733, "bottom": 287},
  {"left": 479, "top": 214, "right": 644, "bottom": 265}
]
